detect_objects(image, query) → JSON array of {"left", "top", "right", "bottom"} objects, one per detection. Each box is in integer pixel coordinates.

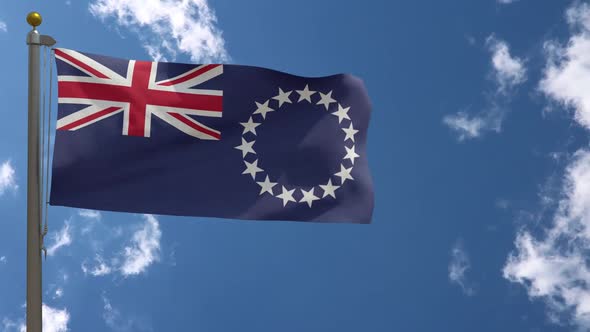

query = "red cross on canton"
[{"left": 54, "top": 48, "right": 223, "bottom": 140}]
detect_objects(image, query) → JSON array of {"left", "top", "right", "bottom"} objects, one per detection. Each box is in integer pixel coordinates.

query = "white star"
[
  {"left": 299, "top": 188, "right": 320, "bottom": 207},
  {"left": 256, "top": 175, "right": 277, "bottom": 196},
  {"left": 272, "top": 88, "right": 293, "bottom": 108},
  {"left": 276, "top": 186, "right": 296, "bottom": 206},
  {"left": 334, "top": 164, "right": 354, "bottom": 184},
  {"left": 234, "top": 138, "right": 256, "bottom": 157},
  {"left": 343, "top": 145, "right": 359, "bottom": 164},
  {"left": 240, "top": 117, "right": 261, "bottom": 135},
  {"left": 242, "top": 159, "right": 263, "bottom": 179},
  {"left": 342, "top": 123, "right": 358, "bottom": 142},
  {"left": 253, "top": 100, "right": 274, "bottom": 119},
  {"left": 316, "top": 91, "right": 336, "bottom": 110},
  {"left": 332, "top": 104, "right": 351, "bottom": 123},
  {"left": 296, "top": 84, "right": 316, "bottom": 103},
  {"left": 319, "top": 179, "right": 340, "bottom": 198}
]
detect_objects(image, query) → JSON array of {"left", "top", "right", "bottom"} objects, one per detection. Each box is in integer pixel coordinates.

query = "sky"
[{"left": 1, "top": 0, "right": 590, "bottom": 331}]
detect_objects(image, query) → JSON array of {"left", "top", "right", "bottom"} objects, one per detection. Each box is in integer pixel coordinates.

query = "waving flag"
[{"left": 50, "top": 49, "right": 373, "bottom": 223}]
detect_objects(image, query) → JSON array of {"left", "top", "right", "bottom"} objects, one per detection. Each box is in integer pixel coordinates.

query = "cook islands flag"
[{"left": 50, "top": 48, "right": 373, "bottom": 223}]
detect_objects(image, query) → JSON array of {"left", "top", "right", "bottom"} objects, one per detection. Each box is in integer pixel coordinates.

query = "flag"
[{"left": 50, "top": 48, "right": 373, "bottom": 223}]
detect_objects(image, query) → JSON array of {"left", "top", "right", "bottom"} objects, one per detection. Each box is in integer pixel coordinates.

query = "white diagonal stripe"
[
  {"left": 55, "top": 48, "right": 128, "bottom": 81},
  {"left": 156, "top": 65, "right": 223, "bottom": 89},
  {"left": 149, "top": 105, "right": 222, "bottom": 118},
  {"left": 151, "top": 109, "right": 220, "bottom": 140},
  {"left": 57, "top": 104, "right": 127, "bottom": 131}
]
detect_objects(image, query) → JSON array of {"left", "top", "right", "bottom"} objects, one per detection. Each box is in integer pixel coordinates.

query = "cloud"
[
  {"left": 1, "top": 317, "right": 23, "bottom": 332},
  {"left": 102, "top": 294, "right": 150, "bottom": 331},
  {"left": 102, "top": 295, "right": 125, "bottom": 330},
  {"left": 2, "top": 304, "right": 69, "bottom": 332},
  {"left": 59, "top": 270, "right": 69, "bottom": 283},
  {"left": 78, "top": 209, "right": 102, "bottom": 220},
  {"left": 0, "top": 160, "right": 17, "bottom": 195},
  {"left": 504, "top": 151, "right": 590, "bottom": 328},
  {"left": 0, "top": 256, "right": 6, "bottom": 263},
  {"left": 443, "top": 107, "right": 503, "bottom": 141},
  {"left": 120, "top": 214, "right": 161, "bottom": 276},
  {"left": 540, "top": 3, "right": 590, "bottom": 129},
  {"left": 79, "top": 209, "right": 103, "bottom": 236},
  {"left": 497, "top": 0, "right": 518, "bottom": 4},
  {"left": 0, "top": 21, "right": 6, "bottom": 33},
  {"left": 102, "top": 294, "right": 131, "bottom": 331},
  {"left": 89, "top": 0, "right": 228, "bottom": 62},
  {"left": 444, "top": 37, "right": 524, "bottom": 141},
  {"left": 448, "top": 241, "right": 475, "bottom": 296},
  {"left": 443, "top": 113, "right": 486, "bottom": 140},
  {"left": 487, "top": 36, "right": 527, "bottom": 93},
  {"left": 81, "top": 254, "right": 113, "bottom": 276},
  {"left": 47, "top": 221, "right": 72, "bottom": 256},
  {"left": 79, "top": 214, "right": 162, "bottom": 278},
  {"left": 42, "top": 304, "right": 70, "bottom": 332},
  {"left": 504, "top": 3, "right": 590, "bottom": 329},
  {"left": 53, "top": 288, "right": 64, "bottom": 299}
]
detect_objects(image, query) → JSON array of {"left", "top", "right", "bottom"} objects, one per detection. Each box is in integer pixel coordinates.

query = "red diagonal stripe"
[
  {"left": 169, "top": 112, "right": 221, "bottom": 140},
  {"left": 58, "top": 81, "right": 223, "bottom": 112},
  {"left": 158, "top": 64, "right": 220, "bottom": 86},
  {"left": 55, "top": 49, "right": 109, "bottom": 79},
  {"left": 59, "top": 106, "right": 121, "bottom": 131}
]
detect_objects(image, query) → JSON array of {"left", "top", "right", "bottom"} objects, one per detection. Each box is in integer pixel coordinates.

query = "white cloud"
[
  {"left": 0, "top": 256, "right": 6, "bottom": 263},
  {"left": 505, "top": 151, "right": 590, "bottom": 329},
  {"left": 79, "top": 210, "right": 103, "bottom": 236},
  {"left": 47, "top": 221, "right": 72, "bottom": 256},
  {"left": 504, "top": 3, "right": 590, "bottom": 329},
  {"left": 2, "top": 304, "right": 69, "bottom": 332},
  {"left": 0, "top": 21, "right": 6, "bottom": 33},
  {"left": 2, "top": 317, "right": 23, "bottom": 332},
  {"left": 497, "top": 0, "right": 518, "bottom": 4},
  {"left": 59, "top": 270, "right": 69, "bottom": 283},
  {"left": 89, "top": 0, "right": 228, "bottom": 62},
  {"left": 444, "top": 36, "right": 524, "bottom": 141},
  {"left": 443, "top": 112, "right": 486, "bottom": 140},
  {"left": 540, "top": 4, "right": 590, "bottom": 129},
  {"left": 42, "top": 304, "right": 70, "bottom": 332},
  {"left": 82, "top": 254, "right": 113, "bottom": 276},
  {"left": 487, "top": 36, "right": 527, "bottom": 93},
  {"left": 120, "top": 214, "right": 161, "bottom": 276},
  {"left": 78, "top": 209, "right": 102, "bottom": 220},
  {"left": 443, "top": 109, "right": 503, "bottom": 141},
  {"left": 92, "top": 263, "right": 112, "bottom": 276},
  {"left": 79, "top": 215, "right": 162, "bottom": 278},
  {"left": 0, "top": 160, "right": 17, "bottom": 195},
  {"left": 53, "top": 288, "right": 64, "bottom": 299},
  {"left": 448, "top": 241, "right": 475, "bottom": 296}
]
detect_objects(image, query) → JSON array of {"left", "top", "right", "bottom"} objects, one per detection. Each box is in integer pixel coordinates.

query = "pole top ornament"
[{"left": 26, "top": 12, "right": 42, "bottom": 28}]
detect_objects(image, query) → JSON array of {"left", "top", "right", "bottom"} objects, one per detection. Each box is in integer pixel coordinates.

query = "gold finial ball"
[{"left": 26, "top": 12, "right": 42, "bottom": 27}]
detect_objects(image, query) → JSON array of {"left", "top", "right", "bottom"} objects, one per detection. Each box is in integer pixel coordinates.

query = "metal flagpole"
[{"left": 26, "top": 12, "right": 55, "bottom": 332}]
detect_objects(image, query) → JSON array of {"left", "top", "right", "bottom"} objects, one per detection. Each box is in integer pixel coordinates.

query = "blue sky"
[{"left": 1, "top": 0, "right": 590, "bottom": 331}]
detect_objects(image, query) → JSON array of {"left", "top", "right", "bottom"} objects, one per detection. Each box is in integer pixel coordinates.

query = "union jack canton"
[
  {"left": 55, "top": 48, "right": 223, "bottom": 139},
  {"left": 50, "top": 49, "right": 374, "bottom": 223}
]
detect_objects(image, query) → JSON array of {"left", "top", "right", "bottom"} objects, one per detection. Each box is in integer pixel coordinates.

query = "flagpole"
[{"left": 26, "top": 12, "right": 55, "bottom": 332}]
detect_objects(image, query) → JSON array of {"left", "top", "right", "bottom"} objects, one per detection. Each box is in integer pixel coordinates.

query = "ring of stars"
[{"left": 236, "top": 84, "right": 360, "bottom": 208}]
